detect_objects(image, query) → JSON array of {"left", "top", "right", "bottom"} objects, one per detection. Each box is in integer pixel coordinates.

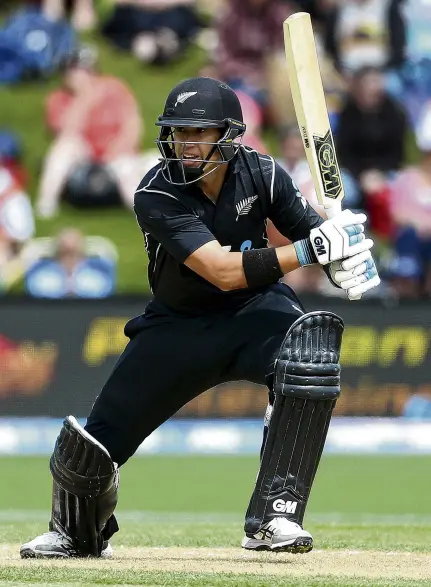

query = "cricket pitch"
[{"left": 2, "top": 545, "right": 431, "bottom": 581}]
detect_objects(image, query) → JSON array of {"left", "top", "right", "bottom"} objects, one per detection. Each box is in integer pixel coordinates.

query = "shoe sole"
[
  {"left": 20, "top": 548, "right": 71, "bottom": 559},
  {"left": 20, "top": 547, "right": 112, "bottom": 559},
  {"left": 242, "top": 536, "right": 313, "bottom": 554}
]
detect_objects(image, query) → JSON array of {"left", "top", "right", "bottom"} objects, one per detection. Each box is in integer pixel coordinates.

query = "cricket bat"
[{"left": 283, "top": 12, "right": 343, "bottom": 218}]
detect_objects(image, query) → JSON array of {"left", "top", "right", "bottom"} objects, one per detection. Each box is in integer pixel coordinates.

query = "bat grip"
[{"left": 325, "top": 203, "right": 342, "bottom": 219}]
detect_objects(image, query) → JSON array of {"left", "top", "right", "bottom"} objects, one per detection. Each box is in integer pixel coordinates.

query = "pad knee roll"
[
  {"left": 274, "top": 311, "right": 344, "bottom": 400},
  {"left": 50, "top": 416, "right": 119, "bottom": 556}
]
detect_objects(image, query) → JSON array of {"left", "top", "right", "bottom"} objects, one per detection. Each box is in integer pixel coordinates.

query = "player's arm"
[
  {"left": 134, "top": 187, "right": 298, "bottom": 292},
  {"left": 185, "top": 240, "right": 300, "bottom": 291}
]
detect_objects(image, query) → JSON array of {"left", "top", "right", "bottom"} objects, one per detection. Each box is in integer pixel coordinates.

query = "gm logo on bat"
[{"left": 314, "top": 130, "right": 342, "bottom": 199}]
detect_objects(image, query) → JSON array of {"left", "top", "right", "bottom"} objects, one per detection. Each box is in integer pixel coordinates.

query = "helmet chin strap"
[
  {"left": 183, "top": 164, "right": 205, "bottom": 181},
  {"left": 182, "top": 141, "right": 221, "bottom": 181}
]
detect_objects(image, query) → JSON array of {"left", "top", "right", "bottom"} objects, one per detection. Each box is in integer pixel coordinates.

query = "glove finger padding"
[
  {"left": 338, "top": 273, "right": 369, "bottom": 289},
  {"left": 335, "top": 210, "right": 367, "bottom": 227},
  {"left": 340, "top": 250, "right": 371, "bottom": 271},
  {"left": 334, "top": 263, "right": 365, "bottom": 282},
  {"left": 344, "top": 225, "right": 365, "bottom": 236},
  {"left": 335, "top": 258, "right": 375, "bottom": 284},
  {"left": 328, "top": 251, "right": 380, "bottom": 301},
  {"left": 347, "top": 274, "right": 381, "bottom": 298},
  {"left": 342, "top": 237, "right": 374, "bottom": 258}
]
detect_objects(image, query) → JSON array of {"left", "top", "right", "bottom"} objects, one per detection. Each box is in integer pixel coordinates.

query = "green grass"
[
  {"left": 0, "top": 573, "right": 429, "bottom": 587},
  {"left": 0, "top": 455, "right": 430, "bottom": 585},
  {"left": 4, "top": 515, "right": 431, "bottom": 552},
  {"left": 1, "top": 573, "right": 429, "bottom": 587},
  {"left": 1, "top": 454, "right": 429, "bottom": 516}
]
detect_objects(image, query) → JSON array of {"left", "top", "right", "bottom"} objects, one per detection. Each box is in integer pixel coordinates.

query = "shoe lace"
[{"left": 267, "top": 517, "right": 300, "bottom": 534}]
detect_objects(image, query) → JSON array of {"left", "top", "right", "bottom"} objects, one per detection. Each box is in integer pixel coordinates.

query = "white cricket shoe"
[
  {"left": 20, "top": 531, "right": 113, "bottom": 559},
  {"left": 241, "top": 518, "right": 313, "bottom": 553}
]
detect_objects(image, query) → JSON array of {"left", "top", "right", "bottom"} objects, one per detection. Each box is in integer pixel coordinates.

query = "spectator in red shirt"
[
  {"left": 36, "top": 46, "right": 158, "bottom": 218},
  {"left": 0, "top": 164, "right": 35, "bottom": 291}
]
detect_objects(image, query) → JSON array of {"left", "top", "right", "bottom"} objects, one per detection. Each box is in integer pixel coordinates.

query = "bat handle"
[{"left": 325, "top": 203, "right": 342, "bottom": 219}]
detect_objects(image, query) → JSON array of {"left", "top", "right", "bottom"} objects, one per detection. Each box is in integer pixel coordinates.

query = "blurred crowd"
[{"left": 2, "top": 0, "right": 431, "bottom": 300}]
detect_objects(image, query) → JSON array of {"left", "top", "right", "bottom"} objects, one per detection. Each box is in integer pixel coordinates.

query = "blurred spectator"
[
  {"left": 0, "top": 5, "right": 76, "bottom": 85},
  {"left": 235, "top": 90, "right": 268, "bottom": 153},
  {"left": 276, "top": 125, "right": 320, "bottom": 210},
  {"left": 295, "top": 0, "right": 340, "bottom": 30},
  {"left": 0, "top": 165, "right": 35, "bottom": 292},
  {"left": 36, "top": 45, "right": 158, "bottom": 218},
  {"left": 361, "top": 169, "right": 393, "bottom": 242},
  {"left": 387, "top": 106, "right": 431, "bottom": 299},
  {"left": 336, "top": 66, "right": 408, "bottom": 209},
  {"left": 25, "top": 228, "right": 116, "bottom": 299},
  {"left": 325, "top": 0, "right": 405, "bottom": 77},
  {"left": 0, "top": 129, "right": 28, "bottom": 188},
  {"left": 402, "top": 389, "right": 431, "bottom": 419},
  {"left": 207, "top": 0, "right": 297, "bottom": 126},
  {"left": 385, "top": 1, "right": 431, "bottom": 127},
  {"left": 102, "top": 0, "right": 201, "bottom": 65},
  {"left": 42, "top": 0, "right": 96, "bottom": 31}
]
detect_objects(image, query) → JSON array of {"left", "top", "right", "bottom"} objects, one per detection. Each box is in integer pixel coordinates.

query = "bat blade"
[{"left": 283, "top": 12, "right": 344, "bottom": 216}]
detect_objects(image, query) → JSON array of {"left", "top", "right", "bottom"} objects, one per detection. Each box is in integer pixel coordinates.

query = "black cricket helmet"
[{"left": 156, "top": 77, "right": 246, "bottom": 184}]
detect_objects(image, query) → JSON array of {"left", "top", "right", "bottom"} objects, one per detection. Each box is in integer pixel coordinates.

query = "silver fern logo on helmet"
[{"left": 175, "top": 92, "right": 197, "bottom": 107}]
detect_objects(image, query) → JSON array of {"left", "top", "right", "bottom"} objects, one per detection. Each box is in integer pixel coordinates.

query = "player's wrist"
[{"left": 293, "top": 238, "right": 318, "bottom": 267}]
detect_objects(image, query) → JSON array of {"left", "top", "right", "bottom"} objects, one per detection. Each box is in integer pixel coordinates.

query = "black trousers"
[{"left": 85, "top": 284, "right": 304, "bottom": 466}]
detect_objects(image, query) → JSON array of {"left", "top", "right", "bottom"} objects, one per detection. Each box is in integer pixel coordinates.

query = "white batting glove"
[
  {"left": 294, "top": 210, "right": 374, "bottom": 266},
  {"left": 329, "top": 250, "right": 381, "bottom": 300}
]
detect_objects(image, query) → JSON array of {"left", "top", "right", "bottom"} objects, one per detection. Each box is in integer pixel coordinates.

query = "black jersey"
[{"left": 134, "top": 146, "right": 324, "bottom": 314}]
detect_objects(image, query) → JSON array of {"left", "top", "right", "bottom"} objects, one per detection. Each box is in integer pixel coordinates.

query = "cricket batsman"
[{"left": 21, "top": 77, "right": 380, "bottom": 558}]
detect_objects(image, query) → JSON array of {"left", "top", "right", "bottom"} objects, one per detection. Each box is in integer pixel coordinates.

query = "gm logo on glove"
[
  {"left": 313, "top": 236, "right": 327, "bottom": 256},
  {"left": 310, "top": 210, "right": 373, "bottom": 265}
]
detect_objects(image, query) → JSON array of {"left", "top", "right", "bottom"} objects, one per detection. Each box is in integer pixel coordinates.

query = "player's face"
[{"left": 172, "top": 127, "right": 222, "bottom": 169}]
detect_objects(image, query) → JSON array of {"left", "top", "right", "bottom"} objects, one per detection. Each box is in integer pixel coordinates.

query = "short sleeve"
[
  {"left": 268, "top": 161, "right": 323, "bottom": 241},
  {"left": 134, "top": 190, "right": 217, "bottom": 263}
]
